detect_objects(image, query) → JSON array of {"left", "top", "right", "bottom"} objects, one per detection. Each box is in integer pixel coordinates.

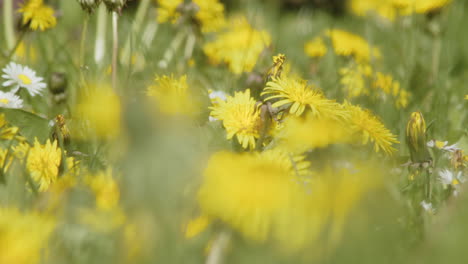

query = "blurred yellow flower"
[
  {"left": 156, "top": 0, "right": 183, "bottom": 23},
  {"left": 210, "top": 89, "right": 261, "bottom": 149},
  {"left": 193, "top": 0, "right": 226, "bottom": 33},
  {"left": 76, "top": 84, "right": 121, "bottom": 139},
  {"left": 277, "top": 116, "right": 351, "bottom": 153},
  {"left": 263, "top": 75, "right": 348, "bottom": 119},
  {"left": 340, "top": 63, "right": 372, "bottom": 99},
  {"left": 326, "top": 29, "right": 381, "bottom": 62},
  {"left": 27, "top": 138, "right": 62, "bottom": 192},
  {"left": 198, "top": 150, "right": 310, "bottom": 243},
  {"left": 85, "top": 169, "right": 120, "bottom": 211},
  {"left": 0, "top": 207, "right": 55, "bottom": 264},
  {"left": 18, "top": 0, "right": 57, "bottom": 31},
  {"left": 203, "top": 16, "right": 271, "bottom": 74},
  {"left": 147, "top": 74, "right": 200, "bottom": 117},
  {"left": 304, "top": 37, "right": 328, "bottom": 58},
  {"left": 344, "top": 102, "right": 399, "bottom": 155}
]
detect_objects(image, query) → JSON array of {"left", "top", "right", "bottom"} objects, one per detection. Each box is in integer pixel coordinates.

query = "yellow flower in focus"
[
  {"left": 198, "top": 150, "right": 310, "bottom": 242},
  {"left": 304, "top": 37, "right": 328, "bottom": 58},
  {"left": 18, "top": 0, "right": 57, "bottom": 31},
  {"left": 210, "top": 89, "right": 261, "bottom": 149},
  {"left": 344, "top": 102, "right": 399, "bottom": 155},
  {"left": 76, "top": 84, "right": 121, "bottom": 139},
  {"left": 185, "top": 215, "right": 211, "bottom": 239},
  {"left": 193, "top": 0, "right": 226, "bottom": 33},
  {"left": 0, "top": 207, "right": 55, "bottom": 264},
  {"left": 85, "top": 169, "right": 120, "bottom": 211},
  {"left": 277, "top": 116, "right": 350, "bottom": 152},
  {"left": 147, "top": 75, "right": 200, "bottom": 117},
  {"left": 26, "top": 139, "right": 61, "bottom": 192},
  {"left": 156, "top": 0, "right": 183, "bottom": 23},
  {"left": 262, "top": 75, "right": 348, "bottom": 119},
  {"left": 326, "top": 29, "right": 381, "bottom": 62},
  {"left": 203, "top": 16, "right": 271, "bottom": 74}
]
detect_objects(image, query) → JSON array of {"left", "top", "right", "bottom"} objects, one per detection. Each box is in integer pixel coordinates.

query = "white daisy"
[
  {"left": 1, "top": 62, "right": 46, "bottom": 96},
  {"left": 439, "top": 169, "right": 463, "bottom": 187},
  {"left": 0, "top": 91, "right": 23, "bottom": 109},
  {"left": 420, "top": 200, "right": 434, "bottom": 214}
]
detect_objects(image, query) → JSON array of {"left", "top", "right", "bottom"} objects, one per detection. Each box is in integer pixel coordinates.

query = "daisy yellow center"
[
  {"left": 18, "top": 74, "right": 32, "bottom": 85},
  {"left": 0, "top": 99, "right": 9, "bottom": 104}
]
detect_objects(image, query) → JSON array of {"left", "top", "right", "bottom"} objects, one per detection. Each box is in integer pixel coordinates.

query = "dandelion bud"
[
  {"left": 77, "top": 0, "right": 102, "bottom": 14},
  {"left": 48, "top": 72, "right": 68, "bottom": 95},
  {"left": 103, "top": 0, "right": 127, "bottom": 12},
  {"left": 406, "top": 111, "right": 431, "bottom": 163}
]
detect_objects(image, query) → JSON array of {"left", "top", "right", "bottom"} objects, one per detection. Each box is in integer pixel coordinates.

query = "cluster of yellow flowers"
[
  {"left": 340, "top": 62, "right": 410, "bottom": 108},
  {"left": 305, "top": 29, "right": 381, "bottom": 62},
  {"left": 156, "top": 0, "right": 225, "bottom": 32},
  {"left": 348, "top": 0, "right": 453, "bottom": 21},
  {"left": 203, "top": 16, "right": 271, "bottom": 74}
]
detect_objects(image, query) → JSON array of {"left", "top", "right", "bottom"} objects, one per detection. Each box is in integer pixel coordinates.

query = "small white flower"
[
  {"left": 427, "top": 140, "right": 460, "bottom": 152},
  {"left": 2, "top": 62, "right": 46, "bottom": 96},
  {"left": 209, "top": 90, "right": 227, "bottom": 102},
  {"left": 438, "top": 169, "right": 462, "bottom": 186},
  {"left": 0, "top": 91, "right": 23, "bottom": 108},
  {"left": 420, "top": 200, "right": 434, "bottom": 213}
]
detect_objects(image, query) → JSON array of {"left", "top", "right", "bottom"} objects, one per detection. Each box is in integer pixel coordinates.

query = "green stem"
[
  {"left": 94, "top": 4, "right": 107, "bottom": 65},
  {"left": 3, "top": 0, "right": 15, "bottom": 51},
  {"left": 112, "top": 11, "right": 119, "bottom": 92},
  {"left": 158, "top": 30, "right": 186, "bottom": 69},
  {"left": 121, "top": 0, "right": 151, "bottom": 64},
  {"left": 431, "top": 36, "right": 441, "bottom": 84},
  {"left": 5, "top": 31, "right": 27, "bottom": 62},
  {"left": 79, "top": 14, "right": 90, "bottom": 70}
]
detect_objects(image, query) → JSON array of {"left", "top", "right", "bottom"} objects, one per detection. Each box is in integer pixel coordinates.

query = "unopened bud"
[
  {"left": 406, "top": 111, "right": 431, "bottom": 163},
  {"left": 77, "top": 0, "right": 102, "bottom": 14},
  {"left": 49, "top": 72, "right": 68, "bottom": 95},
  {"left": 103, "top": 0, "right": 127, "bottom": 12}
]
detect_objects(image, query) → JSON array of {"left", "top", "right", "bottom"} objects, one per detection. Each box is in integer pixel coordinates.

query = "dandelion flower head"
[
  {"left": 26, "top": 138, "right": 62, "bottom": 192},
  {"left": 18, "top": 0, "right": 57, "bottom": 31},
  {"left": 147, "top": 75, "right": 200, "bottom": 117},
  {"left": 262, "top": 75, "right": 348, "bottom": 119},
  {"left": 203, "top": 16, "right": 271, "bottom": 74},
  {"left": 344, "top": 101, "right": 399, "bottom": 155},
  {"left": 325, "top": 29, "right": 381, "bottom": 62},
  {"left": 210, "top": 89, "right": 261, "bottom": 149}
]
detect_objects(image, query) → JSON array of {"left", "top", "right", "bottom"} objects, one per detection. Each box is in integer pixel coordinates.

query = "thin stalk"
[
  {"left": 158, "top": 30, "right": 186, "bottom": 68},
  {"left": 142, "top": 21, "right": 159, "bottom": 49},
  {"left": 112, "top": 11, "right": 119, "bottom": 92},
  {"left": 5, "top": 30, "right": 27, "bottom": 62},
  {"left": 94, "top": 5, "right": 107, "bottom": 65},
  {"left": 121, "top": 0, "right": 151, "bottom": 64},
  {"left": 431, "top": 36, "right": 441, "bottom": 84},
  {"left": 3, "top": 0, "right": 15, "bottom": 51},
  {"left": 206, "top": 231, "right": 231, "bottom": 264},
  {"left": 79, "top": 14, "right": 90, "bottom": 70}
]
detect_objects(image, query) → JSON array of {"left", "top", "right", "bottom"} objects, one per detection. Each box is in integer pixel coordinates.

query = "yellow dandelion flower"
[
  {"left": 75, "top": 84, "right": 121, "bottom": 139},
  {"left": 18, "top": 0, "right": 57, "bottom": 31},
  {"left": 372, "top": 72, "right": 410, "bottom": 109},
  {"left": 339, "top": 63, "right": 373, "bottom": 98},
  {"left": 414, "top": 0, "right": 452, "bottom": 14},
  {"left": 277, "top": 116, "right": 351, "bottom": 152},
  {"left": 210, "top": 89, "right": 261, "bottom": 149},
  {"left": 344, "top": 102, "right": 399, "bottom": 155},
  {"left": 193, "top": 0, "right": 226, "bottom": 33},
  {"left": 156, "top": 0, "right": 183, "bottom": 24},
  {"left": 266, "top": 53, "right": 286, "bottom": 80},
  {"left": 85, "top": 169, "right": 120, "bottom": 211},
  {"left": 12, "top": 141, "right": 30, "bottom": 161},
  {"left": 147, "top": 74, "right": 200, "bottom": 117},
  {"left": 198, "top": 149, "right": 310, "bottom": 242},
  {"left": 0, "top": 207, "right": 55, "bottom": 264},
  {"left": 348, "top": 0, "right": 402, "bottom": 20},
  {"left": 26, "top": 138, "right": 62, "bottom": 192},
  {"left": 203, "top": 16, "right": 271, "bottom": 74},
  {"left": 262, "top": 75, "right": 348, "bottom": 119},
  {"left": 304, "top": 37, "right": 328, "bottom": 58},
  {"left": 326, "top": 29, "right": 381, "bottom": 62}
]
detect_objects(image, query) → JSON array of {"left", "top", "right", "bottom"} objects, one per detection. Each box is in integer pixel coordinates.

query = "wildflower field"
[{"left": 0, "top": 0, "right": 467, "bottom": 263}]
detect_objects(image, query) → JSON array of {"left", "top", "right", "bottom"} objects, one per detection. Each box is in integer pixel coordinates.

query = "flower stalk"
[
  {"left": 3, "top": 0, "right": 15, "bottom": 51},
  {"left": 112, "top": 11, "right": 119, "bottom": 92}
]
